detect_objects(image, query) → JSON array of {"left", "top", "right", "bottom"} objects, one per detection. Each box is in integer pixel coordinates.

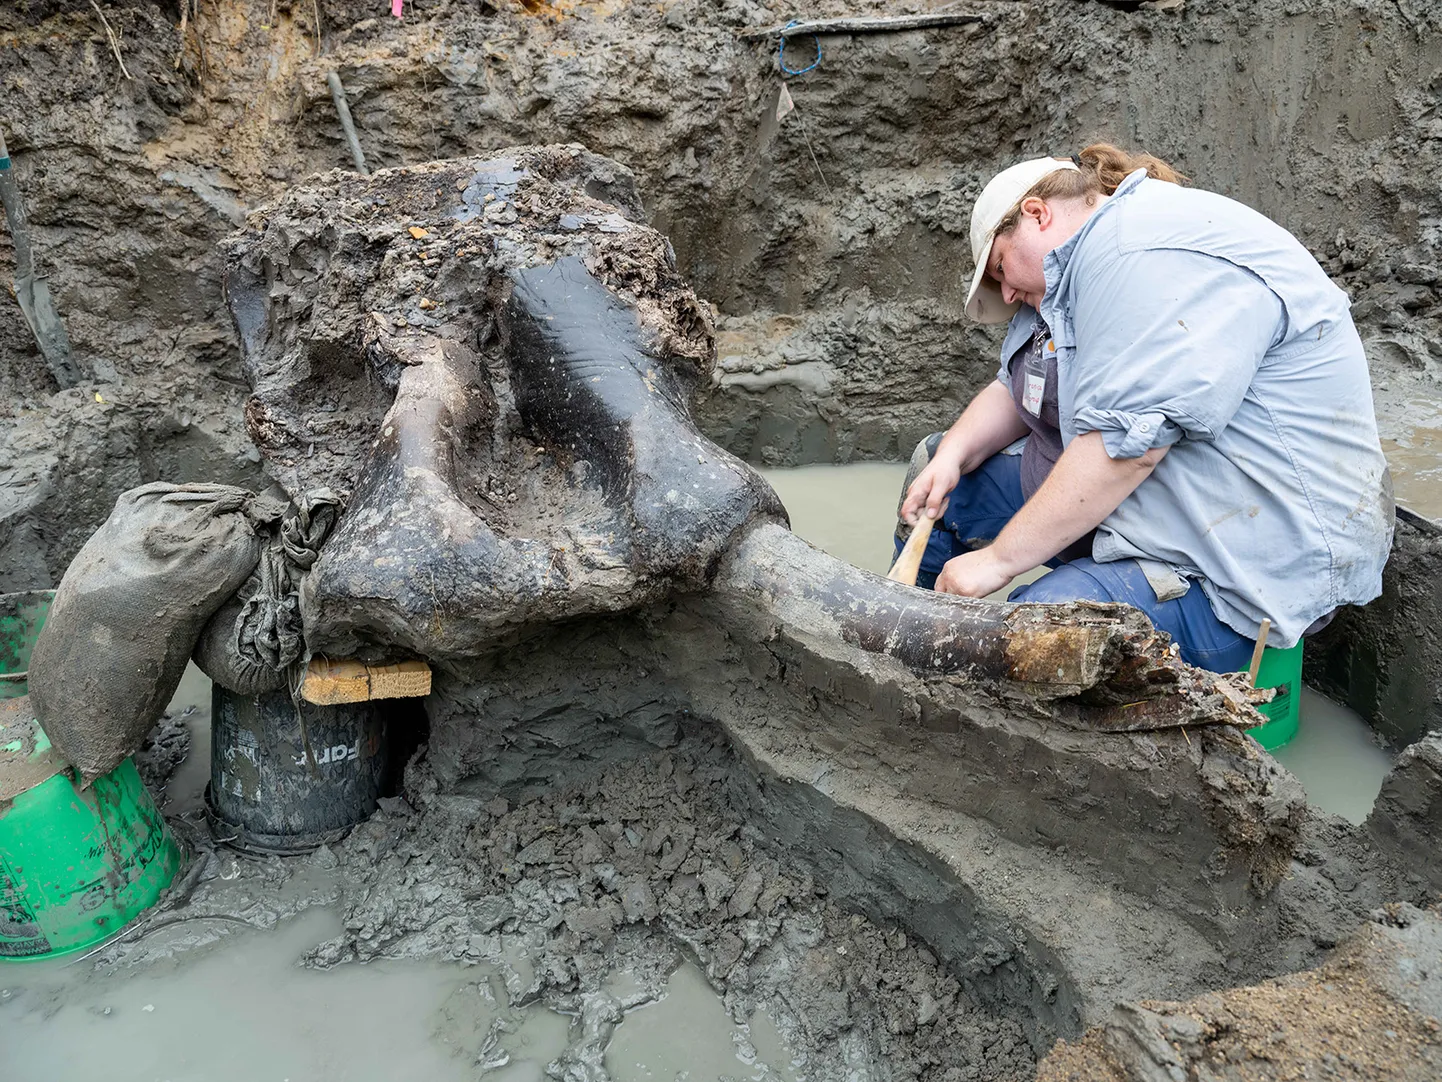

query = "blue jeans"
[{"left": 895, "top": 450, "right": 1255, "bottom": 673}]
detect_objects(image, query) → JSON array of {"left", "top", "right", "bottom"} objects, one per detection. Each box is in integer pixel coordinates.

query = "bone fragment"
[
  {"left": 715, "top": 522, "right": 1269, "bottom": 730},
  {"left": 326, "top": 71, "right": 370, "bottom": 175}
]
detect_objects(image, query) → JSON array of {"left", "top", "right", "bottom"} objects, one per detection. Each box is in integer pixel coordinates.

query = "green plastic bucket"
[
  {"left": 0, "top": 591, "right": 182, "bottom": 962},
  {"left": 1243, "top": 638, "right": 1304, "bottom": 751}
]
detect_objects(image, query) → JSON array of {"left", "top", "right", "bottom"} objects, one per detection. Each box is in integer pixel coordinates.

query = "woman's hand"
[
  {"left": 903, "top": 381, "right": 1030, "bottom": 526},
  {"left": 901, "top": 454, "right": 960, "bottom": 526},
  {"left": 936, "top": 548, "right": 1014, "bottom": 598}
]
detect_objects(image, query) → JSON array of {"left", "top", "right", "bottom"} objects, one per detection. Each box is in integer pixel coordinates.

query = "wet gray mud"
[
  {"left": 317, "top": 730, "right": 1035, "bottom": 1081},
  {"left": 6, "top": 705, "right": 1034, "bottom": 1082},
  {"left": 18, "top": 623, "right": 1431, "bottom": 1082},
  {"left": 3, "top": 2, "right": 1442, "bottom": 1081}
]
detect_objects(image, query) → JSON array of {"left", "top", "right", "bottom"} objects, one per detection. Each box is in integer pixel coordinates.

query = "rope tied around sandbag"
[
  {"left": 280, "top": 490, "right": 342, "bottom": 571},
  {"left": 230, "top": 548, "right": 301, "bottom": 676},
  {"left": 194, "top": 489, "right": 344, "bottom": 698}
]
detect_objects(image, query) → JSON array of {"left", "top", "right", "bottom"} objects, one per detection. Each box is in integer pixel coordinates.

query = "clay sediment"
[{"left": 3, "top": 3, "right": 1442, "bottom": 1080}]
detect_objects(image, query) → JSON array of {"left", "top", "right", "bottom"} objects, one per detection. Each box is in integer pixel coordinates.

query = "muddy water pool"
[
  {"left": 760, "top": 463, "right": 1395, "bottom": 825},
  {"left": 1376, "top": 395, "right": 1442, "bottom": 522},
  {"left": 2, "top": 670, "right": 802, "bottom": 1082},
  {"left": 604, "top": 963, "right": 797, "bottom": 1082},
  {"left": 0, "top": 904, "right": 795, "bottom": 1082},
  {"left": 0, "top": 908, "right": 568, "bottom": 1082}
]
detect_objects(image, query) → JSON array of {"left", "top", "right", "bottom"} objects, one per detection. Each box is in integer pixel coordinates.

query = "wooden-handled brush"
[
  {"left": 887, "top": 516, "right": 935, "bottom": 586},
  {"left": 1246, "top": 618, "right": 1272, "bottom": 684}
]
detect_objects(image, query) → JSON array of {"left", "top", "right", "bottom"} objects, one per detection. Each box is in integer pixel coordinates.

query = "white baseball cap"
[{"left": 964, "top": 157, "right": 1080, "bottom": 324}]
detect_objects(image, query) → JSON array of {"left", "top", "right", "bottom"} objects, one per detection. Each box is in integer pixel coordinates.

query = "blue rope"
[{"left": 778, "top": 21, "right": 821, "bottom": 76}]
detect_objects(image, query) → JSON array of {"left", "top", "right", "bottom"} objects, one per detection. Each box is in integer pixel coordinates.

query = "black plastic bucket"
[{"left": 206, "top": 685, "right": 401, "bottom": 855}]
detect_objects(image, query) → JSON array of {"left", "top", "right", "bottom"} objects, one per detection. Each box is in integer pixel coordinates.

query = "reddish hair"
[{"left": 994, "top": 143, "right": 1187, "bottom": 235}]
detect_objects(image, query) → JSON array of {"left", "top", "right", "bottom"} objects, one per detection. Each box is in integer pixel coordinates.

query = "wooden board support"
[{"left": 300, "top": 658, "right": 432, "bottom": 705}]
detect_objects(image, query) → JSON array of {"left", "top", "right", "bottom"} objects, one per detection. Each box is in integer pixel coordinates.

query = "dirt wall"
[
  {"left": 2, "top": 0, "right": 1440, "bottom": 590},
  {"left": 1306, "top": 510, "right": 1442, "bottom": 747}
]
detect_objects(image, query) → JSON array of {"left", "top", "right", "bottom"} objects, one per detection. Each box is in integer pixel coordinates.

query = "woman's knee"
[
  {"left": 899, "top": 433, "right": 946, "bottom": 504},
  {"left": 1010, "top": 560, "right": 1254, "bottom": 673},
  {"left": 1008, "top": 561, "right": 1117, "bottom": 604}
]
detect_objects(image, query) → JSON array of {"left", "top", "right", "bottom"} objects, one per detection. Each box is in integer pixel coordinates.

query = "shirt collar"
[{"left": 1040, "top": 168, "right": 1150, "bottom": 313}]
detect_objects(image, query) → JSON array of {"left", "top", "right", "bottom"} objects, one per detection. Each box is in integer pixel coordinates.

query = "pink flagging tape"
[{"left": 391, "top": 0, "right": 403, "bottom": 17}]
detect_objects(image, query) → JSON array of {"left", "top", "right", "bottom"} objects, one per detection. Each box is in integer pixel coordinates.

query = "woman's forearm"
[
  {"left": 934, "top": 380, "right": 1030, "bottom": 474},
  {"left": 989, "top": 432, "right": 1168, "bottom": 575}
]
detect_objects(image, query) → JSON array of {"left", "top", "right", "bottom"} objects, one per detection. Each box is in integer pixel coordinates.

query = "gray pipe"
[
  {"left": 0, "top": 127, "right": 80, "bottom": 389},
  {"left": 326, "top": 72, "right": 370, "bottom": 176}
]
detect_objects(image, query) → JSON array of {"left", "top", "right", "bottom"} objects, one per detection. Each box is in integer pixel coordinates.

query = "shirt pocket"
[{"left": 1048, "top": 308, "right": 1077, "bottom": 358}]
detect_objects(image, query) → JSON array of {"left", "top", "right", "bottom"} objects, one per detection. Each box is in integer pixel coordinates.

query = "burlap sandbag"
[{"left": 28, "top": 483, "right": 275, "bottom": 782}]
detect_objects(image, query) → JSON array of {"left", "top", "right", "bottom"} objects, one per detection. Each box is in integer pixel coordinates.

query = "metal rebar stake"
[
  {"left": 0, "top": 127, "right": 81, "bottom": 389},
  {"left": 326, "top": 72, "right": 370, "bottom": 176}
]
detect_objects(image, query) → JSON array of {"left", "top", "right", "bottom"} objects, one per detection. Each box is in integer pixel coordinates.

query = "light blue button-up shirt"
[{"left": 996, "top": 170, "right": 1393, "bottom": 648}]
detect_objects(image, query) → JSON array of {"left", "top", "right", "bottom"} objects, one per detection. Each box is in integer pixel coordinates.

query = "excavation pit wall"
[
  {"left": 4, "top": 0, "right": 1442, "bottom": 582},
  {"left": 3, "top": 2, "right": 1442, "bottom": 1076},
  {"left": 387, "top": 594, "right": 1428, "bottom": 1050}
]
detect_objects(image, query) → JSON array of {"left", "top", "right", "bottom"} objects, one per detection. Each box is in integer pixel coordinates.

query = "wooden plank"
[
  {"left": 301, "top": 658, "right": 431, "bottom": 705},
  {"left": 301, "top": 659, "right": 370, "bottom": 705},
  {"left": 739, "top": 13, "right": 986, "bottom": 42},
  {"left": 369, "top": 660, "right": 432, "bottom": 701}
]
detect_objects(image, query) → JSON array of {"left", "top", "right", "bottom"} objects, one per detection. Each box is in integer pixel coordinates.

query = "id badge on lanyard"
[
  {"left": 1023, "top": 372, "right": 1044, "bottom": 416},
  {"left": 1023, "top": 329, "right": 1051, "bottom": 417}
]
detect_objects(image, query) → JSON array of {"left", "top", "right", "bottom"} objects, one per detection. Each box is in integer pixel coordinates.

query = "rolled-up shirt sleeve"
[
  {"left": 1072, "top": 406, "right": 1185, "bottom": 460},
  {"left": 1068, "top": 247, "right": 1285, "bottom": 460}
]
